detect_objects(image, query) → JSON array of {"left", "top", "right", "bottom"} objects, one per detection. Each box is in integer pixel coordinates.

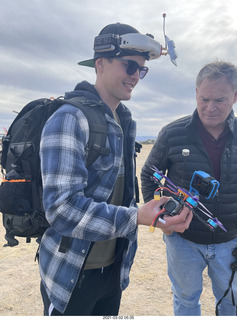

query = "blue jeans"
[{"left": 163, "top": 232, "right": 237, "bottom": 316}]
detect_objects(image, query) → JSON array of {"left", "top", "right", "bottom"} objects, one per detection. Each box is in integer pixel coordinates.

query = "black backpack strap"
[
  {"left": 134, "top": 141, "right": 142, "bottom": 203},
  {"left": 63, "top": 97, "right": 110, "bottom": 167},
  {"left": 58, "top": 97, "right": 110, "bottom": 253}
]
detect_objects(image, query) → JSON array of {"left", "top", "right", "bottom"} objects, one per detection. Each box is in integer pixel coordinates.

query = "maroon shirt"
[{"left": 197, "top": 119, "right": 230, "bottom": 182}]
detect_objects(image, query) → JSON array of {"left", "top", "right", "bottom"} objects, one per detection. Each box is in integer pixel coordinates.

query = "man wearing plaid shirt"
[{"left": 39, "top": 22, "right": 192, "bottom": 316}]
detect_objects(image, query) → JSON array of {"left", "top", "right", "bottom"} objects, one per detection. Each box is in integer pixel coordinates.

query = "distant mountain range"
[{"left": 136, "top": 136, "right": 156, "bottom": 142}]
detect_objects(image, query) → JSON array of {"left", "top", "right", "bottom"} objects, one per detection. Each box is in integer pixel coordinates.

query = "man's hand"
[
  {"left": 137, "top": 197, "right": 193, "bottom": 234},
  {"left": 156, "top": 206, "right": 193, "bottom": 235}
]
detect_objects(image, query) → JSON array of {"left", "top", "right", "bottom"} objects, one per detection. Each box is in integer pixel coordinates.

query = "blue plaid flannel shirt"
[{"left": 39, "top": 84, "right": 138, "bottom": 313}]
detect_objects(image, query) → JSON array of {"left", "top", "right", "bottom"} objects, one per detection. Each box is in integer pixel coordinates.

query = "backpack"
[{"left": 0, "top": 96, "right": 109, "bottom": 247}]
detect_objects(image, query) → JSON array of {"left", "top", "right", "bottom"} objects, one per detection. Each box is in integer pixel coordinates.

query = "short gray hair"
[{"left": 196, "top": 61, "right": 237, "bottom": 91}]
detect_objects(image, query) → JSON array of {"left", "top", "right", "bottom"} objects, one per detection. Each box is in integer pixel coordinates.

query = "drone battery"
[{"left": 164, "top": 198, "right": 182, "bottom": 216}]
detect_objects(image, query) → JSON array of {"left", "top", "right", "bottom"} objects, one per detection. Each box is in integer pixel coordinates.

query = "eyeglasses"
[{"left": 114, "top": 57, "right": 149, "bottom": 80}]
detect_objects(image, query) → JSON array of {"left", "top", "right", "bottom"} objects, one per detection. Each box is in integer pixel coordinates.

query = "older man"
[{"left": 141, "top": 61, "right": 237, "bottom": 316}]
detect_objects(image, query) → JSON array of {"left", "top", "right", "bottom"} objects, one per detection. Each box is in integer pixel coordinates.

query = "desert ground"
[{"left": 0, "top": 144, "right": 215, "bottom": 316}]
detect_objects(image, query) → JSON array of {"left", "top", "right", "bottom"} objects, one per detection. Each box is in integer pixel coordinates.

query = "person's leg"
[
  {"left": 208, "top": 238, "right": 237, "bottom": 316},
  {"left": 40, "top": 263, "right": 122, "bottom": 316},
  {"left": 40, "top": 281, "right": 55, "bottom": 316},
  {"left": 92, "top": 263, "right": 122, "bottom": 315},
  {"left": 163, "top": 232, "right": 207, "bottom": 316}
]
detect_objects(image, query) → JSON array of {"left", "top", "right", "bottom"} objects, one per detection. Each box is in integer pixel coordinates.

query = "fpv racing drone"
[{"left": 149, "top": 166, "right": 227, "bottom": 233}]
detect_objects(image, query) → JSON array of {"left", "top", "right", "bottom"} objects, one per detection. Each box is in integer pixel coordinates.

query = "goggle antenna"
[
  {"left": 163, "top": 13, "right": 167, "bottom": 50},
  {"left": 161, "top": 13, "right": 178, "bottom": 66}
]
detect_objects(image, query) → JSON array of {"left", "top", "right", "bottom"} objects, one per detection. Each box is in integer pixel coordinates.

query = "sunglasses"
[{"left": 114, "top": 57, "right": 149, "bottom": 80}]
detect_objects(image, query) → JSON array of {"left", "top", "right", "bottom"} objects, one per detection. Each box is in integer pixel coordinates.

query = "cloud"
[{"left": 0, "top": 0, "right": 236, "bottom": 136}]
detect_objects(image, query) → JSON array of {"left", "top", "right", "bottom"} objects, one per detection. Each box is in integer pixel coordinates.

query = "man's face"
[
  {"left": 96, "top": 55, "right": 146, "bottom": 109},
  {"left": 196, "top": 77, "right": 237, "bottom": 133}
]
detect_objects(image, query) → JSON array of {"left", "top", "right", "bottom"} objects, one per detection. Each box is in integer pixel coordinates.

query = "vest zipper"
[{"left": 226, "top": 147, "right": 231, "bottom": 181}]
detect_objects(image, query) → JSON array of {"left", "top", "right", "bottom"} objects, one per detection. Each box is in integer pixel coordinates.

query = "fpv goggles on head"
[
  {"left": 94, "top": 14, "right": 177, "bottom": 66},
  {"left": 94, "top": 32, "right": 162, "bottom": 60}
]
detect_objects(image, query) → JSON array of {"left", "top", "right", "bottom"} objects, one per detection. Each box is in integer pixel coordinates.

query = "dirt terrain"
[{"left": 0, "top": 144, "right": 215, "bottom": 316}]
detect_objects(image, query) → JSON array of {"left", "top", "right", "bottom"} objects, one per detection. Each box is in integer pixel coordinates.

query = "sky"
[{"left": 0, "top": 0, "right": 237, "bottom": 137}]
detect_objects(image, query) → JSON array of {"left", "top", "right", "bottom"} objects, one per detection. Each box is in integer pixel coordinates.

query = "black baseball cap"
[{"left": 78, "top": 22, "right": 150, "bottom": 68}]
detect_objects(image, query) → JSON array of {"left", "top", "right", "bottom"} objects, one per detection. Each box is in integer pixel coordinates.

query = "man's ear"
[
  {"left": 195, "top": 87, "right": 199, "bottom": 102},
  {"left": 95, "top": 58, "right": 104, "bottom": 72},
  {"left": 234, "top": 90, "right": 237, "bottom": 104}
]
